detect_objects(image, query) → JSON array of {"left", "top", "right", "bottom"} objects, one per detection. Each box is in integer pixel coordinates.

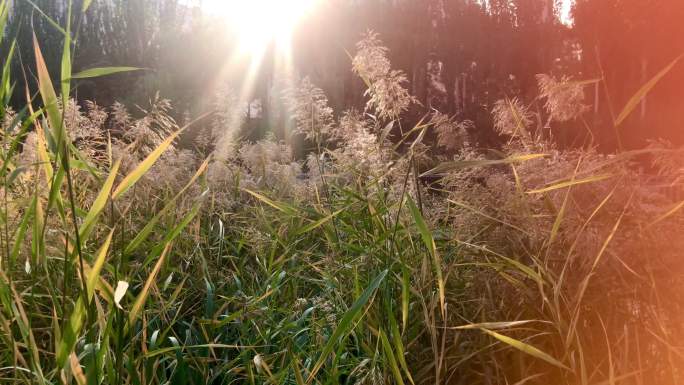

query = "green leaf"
[
  {"left": 70, "top": 66, "right": 142, "bottom": 80},
  {"left": 56, "top": 231, "right": 114, "bottom": 368},
  {"left": 26, "top": 0, "right": 68, "bottom": 36},
  {"left": 407, "top": 197, "right": 444, "bottom": 316},
  {"left": 379, "top": 329, "right": 406, "bottom": 385},
  {"left": 33, "top": 34, "right": 65, "bottom": 146},
  {"left": 79, "top": 160, "right": 120, "bottom": 241},
  {"left": 307, "top": 270, "right": 388, "bottom": 384},
  {"left": 296, "top": 209, "right": 344, "bottom": 235},
  {"left": 9, "top": 195, "right": 35, "bottom": 266},
  {"left": 82, "top": 0, "right": 93, "bottom": 12},
  {"left": 124, "top": 158, "right": 210, "bottom": 255}
]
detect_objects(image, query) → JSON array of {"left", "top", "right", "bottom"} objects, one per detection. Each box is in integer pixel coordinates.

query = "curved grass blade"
[
  {"left": 453, "top": 320, "right": 541, "bottom": 330},
  {"left": 243, "top": 188, "right": 298, "bottom": 215},
  {"left": 112, "top": 112, "right": 211, "bottom": 199},
  {"left": 614, "top": 54, "right": 683, "bottom": 127},
  {"left": 128, "top": 244, "right": 172, "bottom": 327},
  {"left": 480, "top": 328, "right": 569, "bottom": 371},
  {"left": 422, "top": 154, "right": 547, "bottom": 177},
  {"left": 526, "top": 174, "right": 613, "bottom": 194},
  {"left": 296, "top": 209, "right": 344, "bottom": 235},
  {"left": 113, "top": 129, "right": 182, "bottom": 199},
  {"left": 648, "top": 199, "right": 684, "bottom": 227}
]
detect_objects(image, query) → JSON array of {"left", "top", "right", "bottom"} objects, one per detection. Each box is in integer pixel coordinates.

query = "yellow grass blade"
[{"left": 614, "top": 54, "right": 683, "bottom": 127}]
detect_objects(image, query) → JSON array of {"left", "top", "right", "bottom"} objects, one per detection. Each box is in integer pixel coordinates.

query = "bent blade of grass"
[
  {"left": 648, "top": 199, "right": 684, "bottom": 227},
  {"left": 527, "top": 174, "right": 613, "bottom": 194},
  {"left": 144, "top": 344, "right": 253, "bottom": 358},
  {"left": 128, "top": 243, "right": 172, "bottom": 327},
  {"left": 421, "top": 153, "right": 547, "bottom": 177},
  {"left": 296, "top": 208, "right": 344, "bottom": 235},
  {"left": 124, "top": 157, "right": 210, "bottom": 254},
  {"left": 566, "top": 209, "right": 625, "bottom": 347},
  {"left": 480, "top": 328, "right": 569, "bottom": 370},
  {"left": 614, "top": 54, "right": 683, "bottom": 127},
  {"left": 306, "top": 269, "right": 388, "bottom": 384},
  {"left": 453, "top": 320, "right": 542, "bottom": 330},
  {"left": 78, "top": 159, "right": 120, "bottom": 241},
  {"left": 548, "top": 158, "right": 582, "bottom": 245},
  {"left": 56, "top": 230, "right": 114, "bottom": 367},
  {"left": 113, "top": 133, "right": 180, "bottom": 199},
  {"left": 112, "top": 112, "right": 211, "bottom": 199},
  {"left": 243, "top": 188, "right": 298, "bottom": 215},
  {"left": 448, "top": 199, "right": 529, "bottom": 235},
  {"left": 407, "top": 197, "right": 444, "bottom": 316},
  {"left": 142, "top": 201, "right": 201, "bottom": 268},
  {"left": 26, "top": 0, "right": 68, "bottom": 36}
]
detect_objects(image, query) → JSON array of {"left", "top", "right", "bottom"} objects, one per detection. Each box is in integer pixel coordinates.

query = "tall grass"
[{"left": 1, "top": 3, "right": 683, "bottom": 385}]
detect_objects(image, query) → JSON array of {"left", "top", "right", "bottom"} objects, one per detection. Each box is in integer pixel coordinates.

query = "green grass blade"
[
  {"left": 69, "top": 66, "right": 142, "bottom": 80},
  {"left": 379, "top": 328, "right": 406, "bottom": 385},
  {"left": 33, "top": 33, "right": 65, "bottom": 145},
  {"left": 56, "top": 230, "right": 114, "bottom": 367},
  {"left": 124, "top": 158, "right": 209, "bottom": 254},
  {"left": 296, "top": 209, "right": 344, "bottom": 235},
  {"left": 78, "top": 160, "right": 120, "bottom": 241},
  {"left": 407, "top": 197, "right": 444, "bottom": 316},
  {"left": 306, "top": 269, "right": 388, "bottom": 384}
]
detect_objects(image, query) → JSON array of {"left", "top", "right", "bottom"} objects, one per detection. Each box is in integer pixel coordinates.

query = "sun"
[{"left": 203, "top": 0, "right": 318, "bottom": 56}]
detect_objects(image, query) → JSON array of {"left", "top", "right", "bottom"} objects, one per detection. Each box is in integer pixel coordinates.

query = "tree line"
[{"left": 4, "top": 0, "right": 683, "bottom": 149}]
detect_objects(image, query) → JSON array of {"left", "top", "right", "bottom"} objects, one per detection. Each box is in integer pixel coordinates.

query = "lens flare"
[{"left": 203, "top": 0, "right": 317, "bottom": 56}]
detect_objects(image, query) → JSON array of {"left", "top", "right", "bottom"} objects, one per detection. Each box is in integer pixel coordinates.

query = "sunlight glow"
[{"left": 203, "top": 0, "right": 317, "bottom": 56}]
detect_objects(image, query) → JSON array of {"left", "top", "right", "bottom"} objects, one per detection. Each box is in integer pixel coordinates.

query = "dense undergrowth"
[{"left": 1, "top": 3, "right": 684, "bottom": 385}]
